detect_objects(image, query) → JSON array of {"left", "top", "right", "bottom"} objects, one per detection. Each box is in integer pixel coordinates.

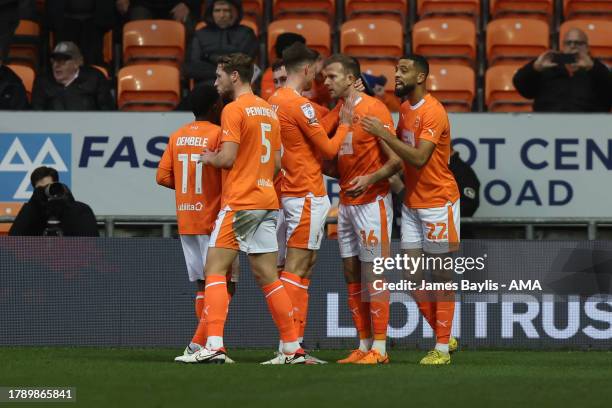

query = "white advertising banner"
[{"left": 0, "top": 112, "right": 610, "bottom": 217}]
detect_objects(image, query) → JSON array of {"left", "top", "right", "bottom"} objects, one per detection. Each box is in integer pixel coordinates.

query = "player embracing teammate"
[{"left": 363, "top": 54, "right": 460, "bottom": 365}]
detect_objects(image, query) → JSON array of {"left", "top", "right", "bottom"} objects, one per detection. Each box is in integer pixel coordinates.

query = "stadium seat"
[
  {"left": 345, "top": 0, "right": 408, "bottom": 23},
  {"left": 564, "top": 0, "right": 612, "bottom": 20},
  {"left": 195, "top": 18, "right": 259, "bottom": 36},
  {"left": 92, "top": 65, "right": 110, "bottom": 79},
  {"left": 117, "top": 65, "right": 180, "bottom": 111},
  {"left": 490, "top": 0, "right": 554, "bottom": 21},
  {"left": 361, "top": 62, "right": 396, "bottom": 95},
  {"left": 340, "top": 18, "right": 404, "bottom": 62},
  {"left": 412, "top": 18, "right": 477, "bottom": 66},
  {"left": 417, "top": 0, "right": 480, "bottom": 20},
  {"left": 0, "top": 202, "right": 23, "bottom": 236},
  {"left": 267, "top": 19, "right": 331, "bottom": 61},
  {"left": 7, "top": 64, "right": 34, "bottom": 101},
  {"left": 427, "top": 64, "right": 475, "bottom": 112},
  {"left": 103, "top": 30, "right": 113, "bottom": 65},
  {"left": 486, "top": 18, "right": 549, "bottom": 66},
  {"left": 8, "top": 20, "right": 40, "bottom": 69},
  {"left": 122, "top": 20, "right": 185, "bottom": 66},
  {"left": 485, "top": 64, "right": 532, "bottom": 112},
  {"left": 273, "top": 0, "right": 335, "bottom": 22},
  {"left": 560, "top": 20, "right": 612, "bottom": 66},
  {"left": 242, "top": 0, "right": 264, "bottom": 20}
]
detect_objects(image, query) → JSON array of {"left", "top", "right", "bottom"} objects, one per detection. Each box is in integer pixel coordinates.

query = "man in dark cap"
[{"left": 31, "top": 41, "right": 115, "bottom": 110}]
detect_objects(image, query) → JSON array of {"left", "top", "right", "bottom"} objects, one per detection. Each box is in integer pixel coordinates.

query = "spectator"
[
  {"left": 31, "top": 41, "right": 115, "bottom": 111},
  {"left": 183, "top": 0, "right": 257, "bottom": 85},
  {"left": 362, "top": 72, "right": 400, "bottom": 112},
  {"left": 0, "top": 1, "right": 19, "bottom": 62},
  {"left": 271, "top": 59, "right": 287, "bottom": 90},
  {"left": 513, "top": 28, "right": 611, "bottom": 112},
  {"left": 116, "top": 0, "right": 199, "bottom": 23},
  {"left": 9, "top": 166, "right": 99, "bottom": 237},
  {"left": 449, "top": 148, "right": 480, "bottom": 218},
  {"left": 46, "top": 0, "right": 115, "bottom": 66},
  {"left": 0, "top": 47, "right": 29, "bottom": 110},
  {"left": 261, "top": 32, "right": 305, "bottom": 99}
]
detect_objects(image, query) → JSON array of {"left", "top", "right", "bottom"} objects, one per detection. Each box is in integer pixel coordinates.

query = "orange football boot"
[
  {"left": 354, "top": 349, "right": 390, "bottom": 365},
  {"left": 337, "top": 349, "right": 367, "bottom": 364}
]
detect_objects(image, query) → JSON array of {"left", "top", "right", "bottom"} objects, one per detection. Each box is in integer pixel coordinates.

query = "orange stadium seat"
[
  {"left": 7, "top": 64, "right": 34, "bottom": 101},
  {"left": 486, "top": 18, "right": 549, "bottom": 66},
  {"left": 0, "top": 203, "right": 23, "bottom": 236},
  {"left": 123, "top": 20, "right": 185, "bottom": 66},
  {"left": 560, "top": 20, "right": 612, "bottom": 65},
  {"left": 427, "top": 64, "right": 475, "bottom": 112},
  {"left": 9, "top": 20, "right": 40, "bottom": 69},
  {"left": 564, "top": 0, "right": 612, "bottom": 20},
  {"left": 195, "top": 18, "right": 259, "bottom": 36},
  {"left": 485, "top": 64, "right": 532, "bottom": 112},
  {"left": 117, "top": 65, "right": 180, "bottom": 111},
  {"left": 242, "top": 0, "right": 264, "bottom": 20},
  {"left": 417, "top": 0, "right": 480, "bottom": 19},
  {"left": 273, "top": 0, "right": 335, "bottom": 22},
  {"left": 267, "top": 19, "right": 331, "bottom": 61},
  {"left": 340, "top": 18, "right": 404, "bottom": 62},
  {"left": 490, "top": 0, "right": 554, "bottom": 21},
  {"left": 412, "top": 18, "right": 477, "bottom": 66},
  {"left": 361, "top": 62, "right": 396, "bottom": 92},
  {"left": 345, "top": 0, "right": 408, "bottom": 23}
]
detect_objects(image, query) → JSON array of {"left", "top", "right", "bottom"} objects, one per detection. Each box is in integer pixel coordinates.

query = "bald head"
[{"left": 562, "top": 28, "right": 589, "bottom": 54}]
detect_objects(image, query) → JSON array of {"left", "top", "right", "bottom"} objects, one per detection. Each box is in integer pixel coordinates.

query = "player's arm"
[
  {"left": 297, "top": 100, "right": 354, "bottom": 159},
  {"left": 200, "top": 141, "right": 238, "bottom": 169},
  {"left": 156, "top": 139, "right": 175, "bottom": 189},
  {"left": 320, "top": 102, "right": 341, "bottom": 135},
  {"left": 362, "top": 116, "right": 436, "bottom": 169}
]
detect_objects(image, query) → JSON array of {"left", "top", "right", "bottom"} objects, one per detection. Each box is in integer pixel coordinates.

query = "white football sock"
[
  {"left": 359, "top": 338, "right": 373, "bottom": 352},
  {"left": 372, "top": 339, "right": 386, "bottom": 356},
  {"left": 206, "top": 336, "right": 224, "bottom": 351},
  {"left": 278, "top": 340, "right": 283, "bottom": 353},
  {"left": 282, "top": 341, "right": 301, "bottom": 355},
  {"left": 435, "top": 343, "right": 449, "bottom": 354}
]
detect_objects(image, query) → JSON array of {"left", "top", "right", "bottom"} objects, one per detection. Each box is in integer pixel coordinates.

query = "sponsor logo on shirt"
[{"left": 177, "top": 202, "right": 204, "bottom": 211}]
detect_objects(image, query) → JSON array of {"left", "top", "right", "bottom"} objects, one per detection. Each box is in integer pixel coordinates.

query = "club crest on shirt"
[{"left": 300, "top": 103, "right": 318, "bottom": 124}]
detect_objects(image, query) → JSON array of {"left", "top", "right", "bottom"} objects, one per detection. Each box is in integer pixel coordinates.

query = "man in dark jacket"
[
  {"left": 9, "top": 166, "right": 99, "bottom": 237},
  {"left": 513, "top": 28, "right": 611, "bottom": 112},
  {"left": 31, "top": 41, "right": 115, "bottom": 111},
  {"left": 116, "top": 0, "right": 200, "bottom": 22},
  {"left": 183, "top": 0, "right": 258, "bottom": 85},
  {"left": 46, "top": 0, "right": 115, "bottom": 66},
  {"left": 449, "top": 148, "right": 480, "bottom": 218},
  {"left": 0, "top": 50, "right": 28, "bottom": 109}
]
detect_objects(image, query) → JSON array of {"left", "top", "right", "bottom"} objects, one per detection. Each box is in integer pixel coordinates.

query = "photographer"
[
  {"left": 9, "top": 166, "right": 99, "bottom": 236},
  {"left": 512, "top": 28, "right": 611, "bottom": 112}
]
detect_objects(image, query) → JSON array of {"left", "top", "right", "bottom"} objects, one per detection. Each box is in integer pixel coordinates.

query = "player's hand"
[
  {"left": 171, "top": 2, "right": 190, "bottom": 22},
  {"left": 361, "top": 116, "right": 387, "bottom": 139},
  {"left": 116, "top": 0, "right": 129, "bottom": 14},
  {"left": 339, "top": 94, "right": 356, "bottom": 125},
  {"left": 573, "top": 50, "right": 594, "bottom": 71},
  {"left": 346, "top": 174, "right": 373, "bottom": 197},
  {"left": 354, "top": 78, "right": 366, "bottom": 92},
  {"left": 533, "top": 50, "right": 557, "bottom": 72},
  {"left": 198, "top": 149, "right": 217, "bottom": 165}
]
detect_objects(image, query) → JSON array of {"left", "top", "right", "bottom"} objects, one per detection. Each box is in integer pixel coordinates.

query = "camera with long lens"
[{"left": 43, "top": 182, "right": 70, "bottom": 236}]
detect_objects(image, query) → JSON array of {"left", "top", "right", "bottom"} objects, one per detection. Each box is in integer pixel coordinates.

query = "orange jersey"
[
  {"left": 220, "top": 93, "right": 281, "bottom": 210},
  {"left": 268, "top": 87, "right": 349, "bottom": 197},
  {"left": 157, "top": 121, "right": 222, "bottom": 235},
  {"left": 336, "top": 93, "right": 396, "bottom": 206},
  {"left": 397, "top": 94, "right": 460, "bottom": 208}
]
